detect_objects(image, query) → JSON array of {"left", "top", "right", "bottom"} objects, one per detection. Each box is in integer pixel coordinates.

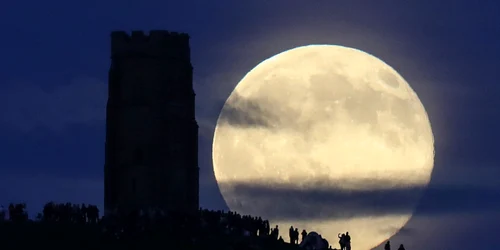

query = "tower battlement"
[{"left": 111, "top": 30, "right": 190, "bottom": 60}]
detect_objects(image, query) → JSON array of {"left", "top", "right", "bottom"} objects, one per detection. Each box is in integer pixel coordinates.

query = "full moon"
[{"left": 212, "top": 45, "right": 434, "bottom": 250}]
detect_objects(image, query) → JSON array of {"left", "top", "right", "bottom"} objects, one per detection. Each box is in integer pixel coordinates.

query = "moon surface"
[{"left": 212, "top": 45, "right": 434, "bottom": 250}]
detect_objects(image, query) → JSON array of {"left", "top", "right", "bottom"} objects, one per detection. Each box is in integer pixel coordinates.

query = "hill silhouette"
[{"left": 0, "top": 202, "right": 335, "bottom": 250}]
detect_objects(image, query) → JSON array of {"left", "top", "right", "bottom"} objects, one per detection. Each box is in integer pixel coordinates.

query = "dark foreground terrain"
[
  {"left": 1, "top": 221, "right": 301, "bottom": 250},
  {"left": 0, "top": 204, "right": 308, "bottom": 250}
]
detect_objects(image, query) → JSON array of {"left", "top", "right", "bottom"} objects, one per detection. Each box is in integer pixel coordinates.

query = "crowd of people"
[
  {"left": 0, "top": 202, "right": 314, "bottom": 250},
  {"left": 41, "top": 202, "right": 100, "bottom": 223},
  {"left": 0, "top": 202, "right": 407, "bottom": 250}
]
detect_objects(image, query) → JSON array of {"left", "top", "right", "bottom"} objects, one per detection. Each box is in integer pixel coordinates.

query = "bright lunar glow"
[{"left": 213, "top": 45, "right": 434, "bottom": 250}]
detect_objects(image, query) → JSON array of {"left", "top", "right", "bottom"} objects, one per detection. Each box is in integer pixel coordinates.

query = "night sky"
[{"left": 1, "top": 1, "right": 500, "bottom": 249}]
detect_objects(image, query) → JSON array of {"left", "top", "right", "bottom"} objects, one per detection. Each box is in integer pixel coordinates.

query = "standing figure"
[
  {"left": 385, "top": 241, "right": 391, "bottom": 250},
  {"left": 338, "top": 233, "right": 346, "bottom": 250},
  {"left": 272, "top": 225, "right": 280, "bottom": 240},
  {"left": 301, "top": 229, "right": 308, "bottom": 243},
  {"left": 0, "top": 206, "right": 5, "bottom": 221},
  {"left": 344, "top": 232, "right": 351, "bottom": 250}
]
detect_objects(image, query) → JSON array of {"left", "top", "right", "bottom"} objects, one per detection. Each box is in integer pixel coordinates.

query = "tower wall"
[{"left": 104, "top": 30, "right": 199, "bottom": 215}]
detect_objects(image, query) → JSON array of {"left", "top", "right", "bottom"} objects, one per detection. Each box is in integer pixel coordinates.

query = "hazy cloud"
[
  {"left": 193, "top": 72, "right": 254, "bottom": 138},
  {"left": 217, "top": 92, "right": 275, "bottom": 128},
  {"left": 0, "top": 77, "right": 107, "bottom": 132},
  {"left": 219, "top": 181, "right": 500, "bottom": 221},
  {"left": 0, "top": 72, "right": 235, "bottom": 136}
]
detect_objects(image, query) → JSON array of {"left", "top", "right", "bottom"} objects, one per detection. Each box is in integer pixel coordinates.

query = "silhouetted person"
[
  {"left": 301, "top": 229, "right": 307, "bottom": 243},
  {"left": 289, "top": 226, "right": 295, "bottom": 243},
  {"left": 272, "top": 225, "right": 279, "bottom": 240},
  {"left": 398, "top": 244, "right": 405, "bottom": 250},
  {"left": 81, "top": 204, "right": 88, "bottom": 222},
  {"left": 345, "top": 232, "right": 351, "bottom": 250},
  {"left": 35, "top": 212, "right": 42, "bottom": 221},
  {"left": 8, "top": 204, "right": 14, "bottom": 221},
  {"left": 42, "top": 202, "right": 53, "bottom": 221},
  {"left": 385, "top": 241, "right": 391, "bottom": 250},
  {"left": 294, "top": 228, "right": 299, "bottom": 244},
  {"left": 0, "top": 205, "right": 5, "bottom": 221},
  {"left": 338, "top": 233, "right": 346, "bottom": 250},
  {"left": 87, "top": 205, "right": 99, "bottom": 223}
]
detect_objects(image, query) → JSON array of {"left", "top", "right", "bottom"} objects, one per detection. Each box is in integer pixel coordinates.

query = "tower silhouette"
[{"left": 104, "top": 30, "right": 199, "bottom": 215}]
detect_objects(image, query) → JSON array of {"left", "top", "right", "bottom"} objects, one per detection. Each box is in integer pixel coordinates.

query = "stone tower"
[{"left": 104, "top": 30, "right": 199, "bottom": 215}]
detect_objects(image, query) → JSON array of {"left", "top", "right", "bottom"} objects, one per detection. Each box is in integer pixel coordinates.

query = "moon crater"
[{"left": 213, "top": 45, "right": 434, "bottom": 250}]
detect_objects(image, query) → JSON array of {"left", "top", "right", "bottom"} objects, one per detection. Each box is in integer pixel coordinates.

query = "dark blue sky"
[{"left": 1, "top": 1, "right": 499, "bottom": 249}]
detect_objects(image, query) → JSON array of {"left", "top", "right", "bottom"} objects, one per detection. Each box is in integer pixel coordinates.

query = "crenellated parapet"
[{"left": 111, "top": 30, "right": 190, "bottom": 61}]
